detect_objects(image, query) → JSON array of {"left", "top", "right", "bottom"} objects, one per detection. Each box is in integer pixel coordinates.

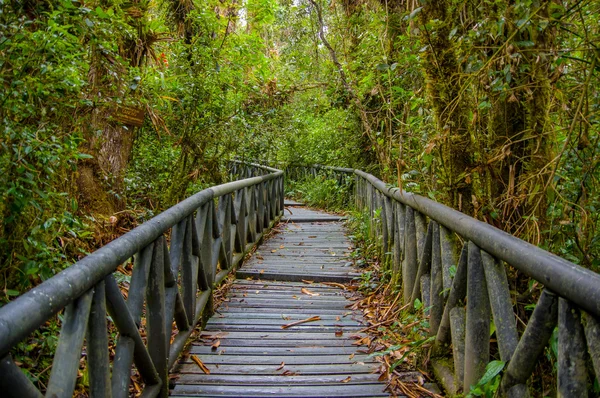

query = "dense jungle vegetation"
[{"left": 1, "top": 0, "right": 599, "bottom": 302}]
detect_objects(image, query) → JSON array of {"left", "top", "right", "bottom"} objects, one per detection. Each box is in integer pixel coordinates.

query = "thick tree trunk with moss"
[{"left": 418, "top": 1, "right": 476, "bottom": 214}]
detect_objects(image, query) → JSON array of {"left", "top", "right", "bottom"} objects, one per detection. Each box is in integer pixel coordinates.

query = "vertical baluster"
[
  {"left": 163, "top": 236, "right": 189, "bottom": 335},
  {"left": 169, "top": 218, "right": 186, "bottom": 277},
  {"left": 429, "top": 221, "right": 443, "bottom": 335},
  {"left": 0, "top": 355, "right": 43, "bottom": 398},
  {"left": 415, "top": 211, "right": 427, "bottom": 261},
  {"left": 380, "top": 193, "right": 390, "bottom": 268},
  {"left": 411, "top": 222, "right": 433, "bottom": 305},
  {"left": 435, "top": 244, "right": 468, "bottom": 349},
  {"left": 403, "top": 207, "right": 417, "bottom": 305},
  {"left": 279, "top": 176, "right": 285, "bottom": 216},
  {"left": 450, "top": 306, "right": 466, "bottom": 390},
  {"left": 147, "top": 236, "right": 168, "bottom": 397},
  {"left": 501, "top": 289, "right": 558, "bottom": 397},
  {"left": 263, "top": 181, "right": 272, "bottom": 228},
  {"left": 440, "top": 225, "right": 457, "bottom": 301},
  {"left": 393, "top": 201, "right": 406, "bottom": 281},
  {"left": 558, "top": 298, "right": 587, "bottom": 397},
  {"left": 182, "top": 216, "right": 198, "bottom": 325},
  {"left": 256, "top": 183, "right": 264, "bottom": 234},
  {"left": 217, "top": 195, "right": 232, "bottom": 270},
  {"left": 228, "top": 193, "right": 238, "bottom": 267},
  {"left": 191, "top": 210, "right": 209, "bottom": 292},
  {"left": 88, "top": 280, "right": 111, "bottom": 397},
  {"left": 481, "top": 251, "right": 518, "bottom": 361},
  {"left": 211, "top": 200, "right": 222, "bottom": 282},
  {"left": 127, "top": 244, "right": 154, "bottom": 323},
  {"left": 464, "top": 242, "right": 490, "bottom": 390},
  {"left": 234, "top": 188, "right": 247, "bottom": 254},
  {"left": 584, "top": 312, "right": 600, "bottom": 380},
  {"left": 47, "top": 289, "right": 94, "bottom": 397},
  {"left": 247, "top": 186, "right": 257, "bottom": 244},
  {"left": 420, "top": 275, "right": 431, "bottom": 315},
  {"left": 391, "top": 200, "right": 401, "bottom": 279},
  {"left": 195, "top": 202, "right": 213, "bottom": 289}
]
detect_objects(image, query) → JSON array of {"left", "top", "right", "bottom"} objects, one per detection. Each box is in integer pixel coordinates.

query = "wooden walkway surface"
[{"left": 169, "top": 202, "right": 392, "bottom": 397}]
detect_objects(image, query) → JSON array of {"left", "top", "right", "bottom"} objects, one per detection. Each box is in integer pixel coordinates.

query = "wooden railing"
[
  {"left": 0, "top": 162, "right": 284, "bottom": 397},
  {"left": 287, "top": 164, "right": 600, "bottom": 397}
]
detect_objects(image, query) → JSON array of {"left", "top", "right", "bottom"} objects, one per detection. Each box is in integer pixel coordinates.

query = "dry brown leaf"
[
  {"left": 191, "top": 355, "right": 210, "bottom": 374},
  {"left": 301, "top": 288, "right": 320, "bottom": 296},
  {"left": 301, "top": 279, "right": 314, "bottom": 284},
  {"left": 341, "top": 376, "right": 352, "bottom": 383},
  {"left": 282, "top": 370, "right": 298, "bottom": 376},
  {"left": 271, "top": 249, "right": 277, "bottom": 253},
  {"left": 279, "top": 245, "right": 285, "bottom": 249},
  {"left": 276, "top": 362, "right": 285, "bottom": 371},
  {"left": 281, "top": 316, "right": 321, "bottom": 329},
  {"left": 322, "top": 282, "right": 346, "bottom": 289},
  {"left": 211, "top": 340, "right": 221, "bottom": 350},
  {"left": 335, "top": 330, "right": 343, "bottom": 337}
]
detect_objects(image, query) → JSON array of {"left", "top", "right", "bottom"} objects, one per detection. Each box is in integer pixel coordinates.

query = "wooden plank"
[
  {"left": 236, "top": 271, "right": 358, "bottom": 283},
  {"left": 174, "top": 373, "right": 382, "bottom": 385},
  {"left": 179, "top": 354, "right": 374, "bottom": 365},
  {"left": 171, "top": 384, "right": 387, "bottom": 397},
  {"left": 198, "top": 331, "right": 366, "bottom": 340},
  {"left": 191, "top": 338, "right": 360, "bottom": 347},
  {"left": 169, "top": 206, "right": 395, "bottom": 397},
  {"left": 175, "top": 362, "right": 379, "bottom": 375},
  {"left": 208, "top": 315, "right": 361, "bottom": 327},
  {"left": 189, "top": 346, "right": 363, "bottom": 356}
]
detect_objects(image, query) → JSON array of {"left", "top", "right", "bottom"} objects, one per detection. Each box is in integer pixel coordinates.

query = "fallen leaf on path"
[
  {"left": 322, "top": 282, "right": 346, "bottom": 289},
  {"left": 281, "top": 316, "right": 322, "bottom": 329},
  {"left": 276, "top": 362, "right": 285, "bottom": 371},
  {"left": 301, "top": 288, "right": 320, "bottom": 296},
  {"left": 341, "top": 376, "right": 352, "bottom": 383},
  {"left": 211, "top": 340, "right": 221, "bottom": 350},
  {"left": 335, "top": 330, "right": 343, "bottom": 337},
  {"left": 191, "top": 355, "right": 210, "bottom": 374},
  {"left": 302, "top": 279, "right": 313, "bottom": 284},
  {"left": 279, "top": 245, "right": 285, "bottom": 249}
]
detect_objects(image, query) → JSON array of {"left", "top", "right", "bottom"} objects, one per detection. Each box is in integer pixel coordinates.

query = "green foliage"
[
  {"left": 288, "top": 174, "right": 352, "bottom": 211},
  {"left": 467, "top": 360, "right": 506, "bottom": 398},
  {"left": 0, "top": 0, "right": 97, "bottom": 293}
]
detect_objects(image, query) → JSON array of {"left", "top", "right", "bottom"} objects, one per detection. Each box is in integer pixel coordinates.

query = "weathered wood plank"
[
  {"left": 171, "top": 384, "right": 387, "bottom": 397},
  {"left": 170, "top": 207, "right": 393, "bottom": 397}
]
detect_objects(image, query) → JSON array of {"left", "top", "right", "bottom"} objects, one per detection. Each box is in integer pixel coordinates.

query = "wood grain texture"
[{"left": 170, "top": 204, "right": 394, "bottom": 397}]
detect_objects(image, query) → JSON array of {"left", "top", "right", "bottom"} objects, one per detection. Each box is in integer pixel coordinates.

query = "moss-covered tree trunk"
[{"left": 418, "top": 1, "right": 476, "bottom": 214}]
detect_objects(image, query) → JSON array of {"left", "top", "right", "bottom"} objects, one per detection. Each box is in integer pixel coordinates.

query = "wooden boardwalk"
[{"left": 170, "top": 203, "right": 391, "bottom": 397}]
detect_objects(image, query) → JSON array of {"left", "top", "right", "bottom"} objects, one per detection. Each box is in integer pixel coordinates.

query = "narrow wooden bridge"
[
  {"left": 1, "top": 161, "right": 599, "bottom": 398},
  {"left": 170, "top": 204, "right": 389, "bottom": 397}
]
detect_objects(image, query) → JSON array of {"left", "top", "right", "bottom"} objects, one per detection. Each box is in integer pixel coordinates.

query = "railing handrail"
[
  {"left": 287, "top": 163, "right": 600, "bottom": 395},
  {"left": 286, "top": 163, "right": 600, "bottom": 318},
  {"left": 353, "top": 169, "right": 600, "bottom": 318},
  {"left": 0, "top": 168, "right": 283, "bottom": 358}
]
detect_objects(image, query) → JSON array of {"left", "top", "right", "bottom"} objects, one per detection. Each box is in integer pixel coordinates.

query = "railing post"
[
  {"left": 501, "top": 289, "right": 557, "bottom": 396},
  {"left": 147, "top": 237, "right": 168, "bottom": 397},
  {"left": 403, "top": 207, "right": 417, "bottom": 305},
  {"left": 557, "top": 298, "right": 587, "bottom": 397},
  {"left": 429, "top": 221, "right": 443, "bottom": 336},
  {"left": 87, "top": 280, "right": 111, "bottom": 397},
  {"left": 463, "top": 242, "right": 490, "bottom": 390}
]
